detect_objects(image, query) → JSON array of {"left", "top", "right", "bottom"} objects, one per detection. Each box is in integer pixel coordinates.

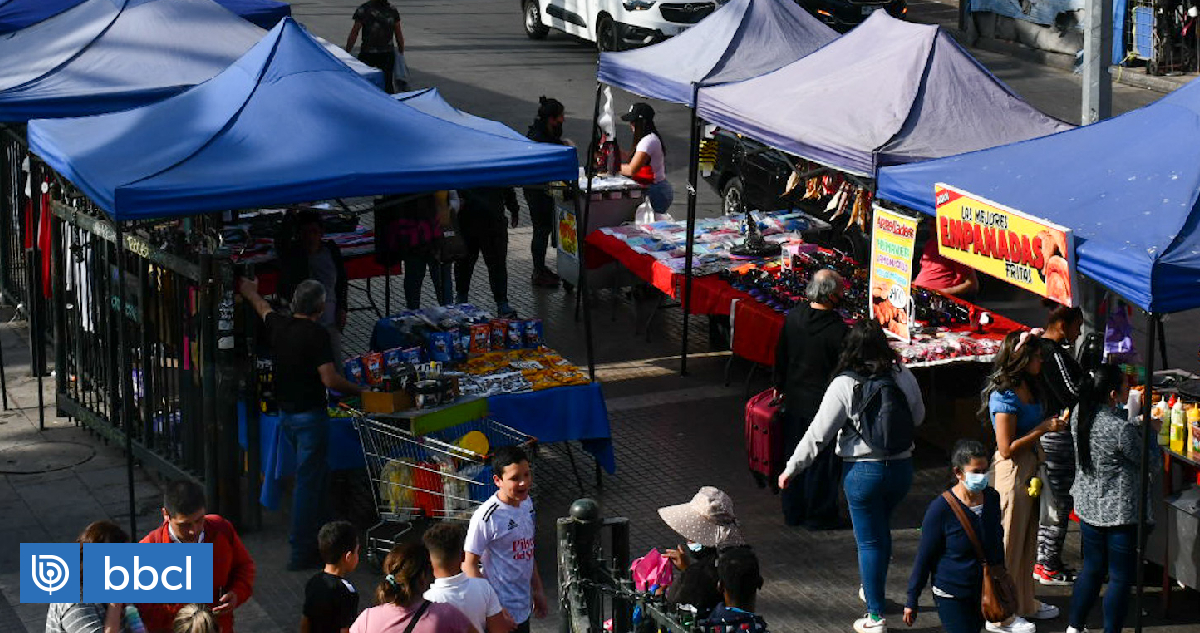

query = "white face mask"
[{"left": 687, "top": 542, "right": 704, "bottom": 553}]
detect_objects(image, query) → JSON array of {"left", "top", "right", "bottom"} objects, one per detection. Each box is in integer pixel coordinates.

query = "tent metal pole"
[
  {"left": 579, "top": 81, "right": 604, "bottom": 381},
  {"left": 1133, "top": 311, "right": 1157, "bottom": 633},
  {"left": 116, "top": 222, "right": 137, "bottom": 539},
  {"left": 679, "top": 89, "right": 701, "bottom": 376}
]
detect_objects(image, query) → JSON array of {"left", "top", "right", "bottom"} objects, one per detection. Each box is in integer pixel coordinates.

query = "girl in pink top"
[{"left": 350, "top": 543, "right": 475, "bottom": 633}]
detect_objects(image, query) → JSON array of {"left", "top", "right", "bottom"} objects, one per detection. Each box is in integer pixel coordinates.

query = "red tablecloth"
[
  {"left": 586, "top": 231, "right": 750, "bottom": 316},
  {"left": 731, "top": 294, "right": 1028, "bottom": 366},
  {"left": 255, "top": 255, "right": 399, "bottom": 296}
]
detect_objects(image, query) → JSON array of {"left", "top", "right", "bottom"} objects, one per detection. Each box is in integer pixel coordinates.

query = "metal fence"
[{"left": 557, "top": 500, "right": 703, "bottom": 633}]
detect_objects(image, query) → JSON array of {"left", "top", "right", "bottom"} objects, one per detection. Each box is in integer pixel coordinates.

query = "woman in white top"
[
  {"left": 619, "top": 102, "right": 673, "bottom": 214},
  {"left": 778, "top": 319, "right": 925, "bottom": 633}
]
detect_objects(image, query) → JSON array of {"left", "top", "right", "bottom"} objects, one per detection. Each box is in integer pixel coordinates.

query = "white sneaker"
[
  {"left": 986, "top": 616, "right": 1036, "bottom": 633},
  {"left": 853, "top": 614, "right": 886, "bottom": 633},
  {"left": 1027, "top": 602, "right": 1061, "bottom": 620},
  {"left": 1066, "top": 627, "right": 1089, "bottom": 633}
]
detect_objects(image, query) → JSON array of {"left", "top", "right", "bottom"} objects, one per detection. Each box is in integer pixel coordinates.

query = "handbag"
[{"left": 940, "top": 491, "right": 1019, "bottom": 623}]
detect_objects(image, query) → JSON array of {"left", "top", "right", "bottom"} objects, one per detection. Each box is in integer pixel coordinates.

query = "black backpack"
[{"left": 840, "top": 370, "right": 914, "bottom": 456}]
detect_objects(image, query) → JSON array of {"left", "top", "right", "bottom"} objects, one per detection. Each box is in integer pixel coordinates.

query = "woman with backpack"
[
  {"left": 980, "top": 330, "right": 1069, "bottom": 633},
  {"left": 778, "top": 320, "right": 925, "bottom": 633}
]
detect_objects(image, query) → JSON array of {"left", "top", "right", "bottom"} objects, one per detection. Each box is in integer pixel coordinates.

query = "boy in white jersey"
[{"left": 464, "top": 446, "right": 547, "bottom": 632}]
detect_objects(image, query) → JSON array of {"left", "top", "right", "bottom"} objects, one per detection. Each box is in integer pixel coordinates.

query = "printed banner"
[
  {"left": 868, "top": 205, "right": 919, "bottom": 342},
  {"left": 558, "top": 204, "right": 578, "bottom": 260},
  {"left": 934, "top": 184, "right": 1078, "bottom": 307}
]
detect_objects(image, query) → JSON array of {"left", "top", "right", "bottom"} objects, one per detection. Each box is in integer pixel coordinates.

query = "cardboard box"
[{"left": 362, "top": 390, "right": 412, "bottom": 414}]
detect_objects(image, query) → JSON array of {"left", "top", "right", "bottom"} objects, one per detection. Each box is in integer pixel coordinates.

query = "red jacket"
[{"left": 137, "top": 515, "right": 256, "bottom": 633}]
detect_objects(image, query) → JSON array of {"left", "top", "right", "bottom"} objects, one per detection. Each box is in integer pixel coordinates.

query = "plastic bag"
[
  {"left": 634, "top": 199, "right": 673, "bottom": 224},
  {"left": 630, "top": 549, "right": 673, "bottom": 592}
]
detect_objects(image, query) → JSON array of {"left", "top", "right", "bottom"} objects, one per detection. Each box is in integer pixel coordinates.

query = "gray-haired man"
[
  {"left": 239, "top": 277, "right": 362, "bottom": 569},
  {"left": 772, "top": 269, "right": 849, "bottom": 529}
]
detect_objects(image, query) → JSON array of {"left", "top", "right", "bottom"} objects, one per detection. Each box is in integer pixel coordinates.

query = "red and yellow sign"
[{"left": 935, "top": 184, "right": 1077, "bottom": 306}]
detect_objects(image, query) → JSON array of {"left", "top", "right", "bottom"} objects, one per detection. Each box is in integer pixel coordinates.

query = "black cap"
[{"left": 620, "top": 102, "right": 655, "bottom": 122}]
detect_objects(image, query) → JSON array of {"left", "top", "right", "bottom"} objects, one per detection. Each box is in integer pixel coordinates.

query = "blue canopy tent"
[
  {"left": 27, "top": 18, "right": 578, "bottom": 221},
  {"left": 595, "top": 0, "right": 838, "bottom": 373},
  {"left": 0, "top": 0, "right": 378, "bottom": 122},
  {"left": 696, "top": 11, "right": 1071, "bottom": 177},
  {"left": 0, "top": 0, "right": 290, "bottom": 32},
  {"left": 395, "top": 88, "right": 528, "bottom": 141},
  {"left": 876, "top": 83, "right": 1200, "bottom": 631}
]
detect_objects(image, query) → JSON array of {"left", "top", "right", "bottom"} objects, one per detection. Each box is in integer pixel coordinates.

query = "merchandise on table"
[{"left": 225, "top": 207, "right": 375, "bottom": 264}]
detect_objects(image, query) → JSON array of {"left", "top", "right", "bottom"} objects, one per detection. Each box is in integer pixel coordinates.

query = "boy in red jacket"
[{"left": 138, "top": 481, "right": 256, "bottom": 633}]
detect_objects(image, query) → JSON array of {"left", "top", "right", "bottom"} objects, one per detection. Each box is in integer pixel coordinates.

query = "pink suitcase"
[{"left": 745, "top": 388, "right": 785, "bottom": 483}]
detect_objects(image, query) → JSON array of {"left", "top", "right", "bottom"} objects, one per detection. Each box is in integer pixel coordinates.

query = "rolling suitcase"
[{"left": 745, "top": 388, "right": 784, "bottom": 491}]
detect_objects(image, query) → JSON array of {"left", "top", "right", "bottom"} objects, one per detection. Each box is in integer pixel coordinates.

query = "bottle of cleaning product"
[
  {"left": 1160, "top": 396, "right": 1175, "bottom": 446},
  {"left": 1170, "top": 397, "right": 1186, "bottom": 453},
  {"left": 1187, "top": 406, "right": 1200, "bottom": 461}
]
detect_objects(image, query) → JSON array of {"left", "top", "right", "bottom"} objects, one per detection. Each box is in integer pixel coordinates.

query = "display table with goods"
[
  {"left": 585, "top": 209, "right": 829, "bottom": 315},
  {"left": 224, "top": 207, "right": 395, "bottom": 297},
  {"left": 556, "top": 173, "right": 645, "bottom": 291},
  {"left": 239, "top": 304, "right": 613, "bottom": 508},
  {"left": 1128, "top": 370, "right": 1200, "bottom": 601}
]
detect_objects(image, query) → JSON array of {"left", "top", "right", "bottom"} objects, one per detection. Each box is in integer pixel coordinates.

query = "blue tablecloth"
[{"left": 238, "top": 382, "right": 615, "bottom": 509}]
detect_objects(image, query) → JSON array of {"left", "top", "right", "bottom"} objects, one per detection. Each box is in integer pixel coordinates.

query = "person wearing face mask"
[
  {"left": 1033, "top": 302, "right": 1085, "bottom": 586},
  {"left": 772, "top": 269, "right": 849, "bottom": 529},
  {"left": 657, "top": 487, "right": 750, "bottom": 620},
  {"left": 1066, "top": 364, "right": 1161, "bottom": 633},
  {"left": 523, "top": 96, "right": 570, "bottom": 289},
  {"left": 980, "top": 331, "right": 1069, "bottom": 633},
  {"left": 904, "top": 440, "right": 1004, "bottom": 633}
]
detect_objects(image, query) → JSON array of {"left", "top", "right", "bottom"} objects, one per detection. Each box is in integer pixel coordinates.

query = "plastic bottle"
[
  {"left": 1187, "top": 406, "right": 1200, "bottom": 461},
  {"left": 1127, "top": 389, "right": 1142, "bottom": 423},
  {"left": 1169, "top": 398, "right": 1186, "bottom": 454}
]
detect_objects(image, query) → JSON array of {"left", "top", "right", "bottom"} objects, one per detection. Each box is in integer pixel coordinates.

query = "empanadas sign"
[{"left": 934, "top": 184, "right": 1078, "bottom": 307}]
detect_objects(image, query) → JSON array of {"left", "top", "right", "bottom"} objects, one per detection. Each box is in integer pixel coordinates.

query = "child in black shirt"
[{"left": 303, "top": 521, "right": 361, "bottom": 633}]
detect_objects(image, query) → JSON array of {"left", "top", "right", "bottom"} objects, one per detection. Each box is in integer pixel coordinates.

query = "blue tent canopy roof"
[
  {"left": 596, "top": 0, "right": 836, "bottom": 105},
  {"left": 0, "top": 0, "right": 377, "bottom": 122},
  {"left": 694, "top": 12, "right": 1071, "bottom": 176},
  {"left": 394, "top": 88, "right": 528, "bottom": 141},
  {"left": 876, "top": 80, "right": 1200, "bottom": 314},
  {"left": 28, "top": 19, "right": 578, "bottom": 222},
  {"left": 0, "top": 0, "right": 290, "bottom": 32}
]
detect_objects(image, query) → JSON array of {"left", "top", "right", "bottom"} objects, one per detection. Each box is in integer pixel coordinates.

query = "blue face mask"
[
  {"left": 687, "top": 542, "right": 704, "bottom": 553},
  {"left": 963, "top": 472, "right": 989, "bottom": 492}
]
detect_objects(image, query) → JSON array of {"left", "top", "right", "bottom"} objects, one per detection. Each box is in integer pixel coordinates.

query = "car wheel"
[
  {"left": 722, "top": 177, "right": 745, "bottom": 215},
  {"left": 524, "top": 0, "right": 549, "bottom": 39},
  {"left": 596, "top": 15, "right": 622, "bottom": 52}
]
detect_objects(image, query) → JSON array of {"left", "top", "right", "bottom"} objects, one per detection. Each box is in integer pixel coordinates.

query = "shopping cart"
[{"left": 352, "top": 410, "right": 537, "bottom": 564}]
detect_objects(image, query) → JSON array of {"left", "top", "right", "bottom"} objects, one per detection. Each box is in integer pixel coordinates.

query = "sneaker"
[
  {"left": 1065, "top": 627, "right": 1089, "bottom": 633},
  {"left": 1026, "top": 602, "right": 1061, "bottom": 620},
  {"left": 853, "top": 614, "right": 886, "bottom": 633},
  {"left": 540, "top": 267, "right": 561, "bottom": 280},
  {"left": 986, "top": 616, "right": 1036, "bottom": 633},
  {"left": 1034, "top": 563, "right": 1076, "bottom": 586},
  {"left": 497, "top": 303, "right": 518, "bottom": 319}
]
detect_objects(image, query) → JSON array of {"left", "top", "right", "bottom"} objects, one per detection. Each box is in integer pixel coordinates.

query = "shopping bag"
[
  {"left": 630, "top": 549, "right": 673, "bottom": 592},
  {"left": 394, "top": 53, "right": 410, "bottom": 89},
  {"left": 635, "top": 199, "right": 655, "bottom": 225}
]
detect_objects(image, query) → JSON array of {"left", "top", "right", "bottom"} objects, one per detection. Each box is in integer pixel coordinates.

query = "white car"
[{"left": 522, "top": 0, "right": 721, "bottom": 51}]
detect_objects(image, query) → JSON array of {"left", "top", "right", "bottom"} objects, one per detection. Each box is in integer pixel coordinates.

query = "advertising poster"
[
  {"left": 868, "top": 205, "right": 919, "bottom": 342},
  {"left": 934, "top": 184, "right": 1078, "bottom": 307},
  {"left": 558, "top": 204, "right": 578, "bottom": 260}
]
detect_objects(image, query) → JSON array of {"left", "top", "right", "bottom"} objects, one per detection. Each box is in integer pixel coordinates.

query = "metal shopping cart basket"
[{"left": 352, "top": 406, "right": 537, "bottom": 564}]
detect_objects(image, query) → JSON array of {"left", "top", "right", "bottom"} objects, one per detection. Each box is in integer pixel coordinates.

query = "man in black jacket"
[
  {"left": 279, "top": 212, "right": 348, "bottom": 362},
  {"left": 455, "top": 187, "right": 519, "bottom": 318},
  {"left": 773, "top": 269, "right": 848, "bottom": 529},
  {"left": 523, "top": 97, "right": 569, "bottom": 288}
]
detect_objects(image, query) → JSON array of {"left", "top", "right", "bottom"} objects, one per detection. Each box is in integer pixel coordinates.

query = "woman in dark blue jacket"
[{"left": 904, "top": 440, "right": 1006, "bottom": 633}]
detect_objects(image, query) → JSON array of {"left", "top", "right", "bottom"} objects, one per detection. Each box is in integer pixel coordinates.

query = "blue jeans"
[
  {"left": 281, "top": 408, "right": 330, "bottom": 564},
  {"left": 1070, "top": 521, "right": 1140, "bottom": 633},
  {"left": 936, "top": 594, "right": 984, "bottom": 633},
  {"left": 404, "top": 253, "right": 453, "bottom": 309},
  {"left": 844, "top": 458, "right": 913, "bottom": 616},
  {"left": 645, "top": 180, "right": 674, "bottom": 214}
]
